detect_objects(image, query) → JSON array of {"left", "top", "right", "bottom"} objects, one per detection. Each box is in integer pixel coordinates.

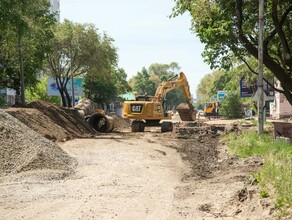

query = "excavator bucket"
[{"left": 176, "top": 103, "right": 196, "bottom": 121}]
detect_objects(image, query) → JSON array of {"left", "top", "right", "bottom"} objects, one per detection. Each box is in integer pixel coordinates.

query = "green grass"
[
  {"left": 225, "top": 130, "right": 292, "bottom": 216},
  {"left": 226, "top": 130, "right": 289, "bottom": 158}
]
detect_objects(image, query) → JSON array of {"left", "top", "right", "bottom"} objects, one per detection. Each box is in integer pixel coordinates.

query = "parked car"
[{"left": 197, "top": 110, "right": 205, "bottom": 116}]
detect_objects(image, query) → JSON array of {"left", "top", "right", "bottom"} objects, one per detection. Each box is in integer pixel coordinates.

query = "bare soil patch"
[
  {"left": 1, "top": 102, "right": 290, "bottom": 219},
  {"left": 5, "top": 100, "right": 96, "bottom": 142}
]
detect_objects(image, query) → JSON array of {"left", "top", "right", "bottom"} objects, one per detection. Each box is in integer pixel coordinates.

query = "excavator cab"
[
  {"left": 135, "top": 94, "right": 153, "bottom": 101},
  {"left": 204, "top": 102, "right": 219, "bottom": 116}
]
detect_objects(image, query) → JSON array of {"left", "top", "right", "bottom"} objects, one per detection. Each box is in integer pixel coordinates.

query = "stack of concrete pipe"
[{"left": 74, "top": 99, "right": 114, "bottom": 133}]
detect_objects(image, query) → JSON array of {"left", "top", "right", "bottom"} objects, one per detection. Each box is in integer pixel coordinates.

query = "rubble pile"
[
  {"left": 109, "top": 112, "right": 130, "bottom": 131},
  {"left": 0, "top": 110, "right": 77, "bottom": 177},
  {"left": 174, "top": 122, "right": 210, "bottom": 139}
]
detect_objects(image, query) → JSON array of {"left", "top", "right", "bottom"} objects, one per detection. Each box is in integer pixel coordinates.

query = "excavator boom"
[{"left": 154, "top": 72, "right": 195, "bottom": 120}]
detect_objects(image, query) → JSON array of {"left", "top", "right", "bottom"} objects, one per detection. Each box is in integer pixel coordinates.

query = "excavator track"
[{"left": 176, "top": 103, "right": 196, "bottom": 121}]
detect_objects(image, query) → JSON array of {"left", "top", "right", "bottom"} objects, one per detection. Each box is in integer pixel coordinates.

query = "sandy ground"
[
  {"left": 0, "top": 131, "right": 185, "bottom": 220},
  {"left": 3, "top": 101, "right": 291, "bottom": 220},
  {"left": 0, "top": 126, "right": 279, "bottom": 220}
]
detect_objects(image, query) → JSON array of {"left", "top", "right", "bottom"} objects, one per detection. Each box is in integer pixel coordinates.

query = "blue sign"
[
  {"left": 217, "top": 91, "right": 227, "bottom": 101},
  {"left": 48, "top": 78, "right": 84, "bottom": 96}
]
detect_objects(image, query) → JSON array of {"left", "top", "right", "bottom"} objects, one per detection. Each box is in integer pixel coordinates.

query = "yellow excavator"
[
  {"left": 204, "top": 101, "right": 220, "bottom": 116},
  {"left": 123, "top": 72, "right": 196, "bottom": 132}
]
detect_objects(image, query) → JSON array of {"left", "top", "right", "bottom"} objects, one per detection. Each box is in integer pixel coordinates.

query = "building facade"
[
  {"left": 270, "top": 80, "right": 292, "bottom": 119},
  {"left": 50, "top": 0, "right": 60, "bottom": 22},
  {"left": 0, "top": 88, "right": 16, "bottom": 106}
]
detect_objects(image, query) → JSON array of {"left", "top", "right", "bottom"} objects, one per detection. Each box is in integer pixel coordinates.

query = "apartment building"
[{"left": 50, "top": 0, "right": 60, "bottom": 22}]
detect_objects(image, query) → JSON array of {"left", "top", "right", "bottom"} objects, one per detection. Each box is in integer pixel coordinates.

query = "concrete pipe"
[
  {"left": 87, "top": 113, "right": 114, "bottom": 133},
  {"left": 75, "top": 98, "right": 96, "bottom": 118}
]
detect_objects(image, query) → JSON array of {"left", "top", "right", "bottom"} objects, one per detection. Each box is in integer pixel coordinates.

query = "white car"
[{"left": 197, "top": 110, "right": 205, "bottom": 116}]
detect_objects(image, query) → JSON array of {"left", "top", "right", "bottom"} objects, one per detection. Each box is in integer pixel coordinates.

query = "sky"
[{"left": 60, "top": 0, "right": 212, "bottom": 95}]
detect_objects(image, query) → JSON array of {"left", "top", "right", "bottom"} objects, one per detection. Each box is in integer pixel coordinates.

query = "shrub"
[{"left": 219, "top": 91, "right": 243, "bottom": 119}]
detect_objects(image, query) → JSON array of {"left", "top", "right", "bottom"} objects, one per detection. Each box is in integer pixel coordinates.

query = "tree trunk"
[
  {"left": 58, "top": 88, "right": 67, "bottom": 107},
  {"left": 64, "top": 88, "right": 72, "bottom": 108}
]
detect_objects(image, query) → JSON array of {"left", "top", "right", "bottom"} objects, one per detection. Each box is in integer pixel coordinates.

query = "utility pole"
[{"left": 258, "top": 0, "right": 264, "bottom": 134}]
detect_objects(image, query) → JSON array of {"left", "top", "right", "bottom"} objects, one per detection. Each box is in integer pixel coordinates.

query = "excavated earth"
[
  {"left": 0, "top": 101, "right": 291, "bottom": 219},
  {"left": 5, "top": 100, "right": 97, "bottom": 142}
]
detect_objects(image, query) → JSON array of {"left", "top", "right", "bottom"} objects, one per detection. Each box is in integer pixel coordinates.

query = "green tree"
[
  {"left": 172, "top": 0, "right": 292, "bottom": 104},
  {"left": 83, "top": 71, "right": 117, "bottom": 109},
  {"left": 0, "top": 0, "right": 55, "bottom": 105},
  {"left": 148, "top": 62, "right": 180, "bottom": 84},
  {"left": 46, "top": 20, "right": 117, "bottom": 107},
  {"left": 164, "top": 89, "right": 185, "bottom": 110},
  {"left": 197, "top": 71, "right": 222, "bottom": 103},
  {"left": 83, "top": 67, "right": 131, "bottom": 108},
  {"left": 112, "top": 68, "right": 132, "bottom": 95},
  {"left": 133, "top": 67, "right": 156, "bottom": 95},
  {"left": 25, "top": 76, "right": 61, "bottom": 105},
  {"left": 82, "top": 32, "right": 125, "bottom": 107},
  {"left": 130, "top": 63, "right": 191, "bottom": 108},
  {"left": 219, "top": 92, "right": 243, "bottom": 119}
]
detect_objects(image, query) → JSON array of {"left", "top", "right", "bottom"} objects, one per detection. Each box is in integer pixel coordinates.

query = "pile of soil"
[
  {"left": 0, "top": 110, "right": 77, "bottom": 177},
  {"left": 109, "top": 112, "right": 130, "bottom": 131},
  {"left": 6, "top": 100, "right": 96, "bottom": 142}
]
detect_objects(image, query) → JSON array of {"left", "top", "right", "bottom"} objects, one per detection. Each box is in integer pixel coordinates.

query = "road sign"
[
  {"left": 240, "top": 80, "right": 254, "bottom": 97},
  {"left": 252, "top": 89, "right": 274, "bottom": 102},
  {"left": 240, "top": 79, "right": 274, "bottom": 98},
  {"left": 217, "top": 91, "right": 227, "bottom": 101},
  {"left": 48, "top": 78, "right": 84, "bottom": 96}
]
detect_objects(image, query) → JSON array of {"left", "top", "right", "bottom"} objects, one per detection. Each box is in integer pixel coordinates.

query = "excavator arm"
[
  {"left": 154, "top": 72, "right": 196, "bottom": 121},
  {"left": 154, "top": 72, "right": 194, "bottom": 110}
]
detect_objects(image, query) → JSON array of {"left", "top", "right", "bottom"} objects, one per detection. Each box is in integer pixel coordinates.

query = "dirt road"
[{"left": 0, "top": 128, "right": 275, "bottom": 220}]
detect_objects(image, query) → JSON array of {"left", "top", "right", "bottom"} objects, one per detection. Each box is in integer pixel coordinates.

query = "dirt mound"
[
  {"left": 109, "top": 112, "right": 130, "bottom": 130},
  {"left": 6, "top": 100, "right": 96, "bottom": 142},
  {"left": 0, "top": 110, "right": 77, "bottom": 177}
]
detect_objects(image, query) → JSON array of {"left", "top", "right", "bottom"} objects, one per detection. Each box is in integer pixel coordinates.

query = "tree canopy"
[
  {"left": 129, "top": 62, "right": 191, "bottom": 109},
  {"left": 83, "top": 67, "right": 131, "bottom": 108},
  {"left": 26, "top": 76, "right": 60, "bottom": 105},
  {"left": 46, "top": 20, "right": 122, "bottom": 107},
  {"left": 0, "top": 0, "right": 55, "bottom": 104},
  {"left": 132, "top": 67, "right": 156, "bottom": 96},
  {"left": 219, "top": 91, "right": 243, "bottom": 119},
  {"left": 172, "top": 0, "right": 292, "bottom": 104}
]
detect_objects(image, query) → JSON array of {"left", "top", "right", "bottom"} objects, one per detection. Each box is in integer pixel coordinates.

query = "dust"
[{"left": 0, "top": 109, "right": 77, "bottom": 177}]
